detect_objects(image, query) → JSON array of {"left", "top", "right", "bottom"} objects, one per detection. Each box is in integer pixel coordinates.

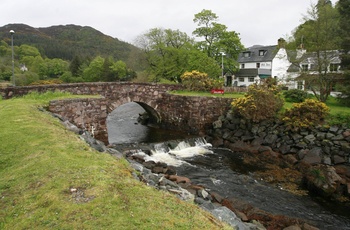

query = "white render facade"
[{"left": 232, "top": 40, "right": 291, "bottom": 88}]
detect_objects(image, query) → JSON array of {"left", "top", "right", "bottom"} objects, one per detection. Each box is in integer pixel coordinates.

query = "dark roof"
[
  {"left": 235, "top": 69, "right": 258, "bottom": 77},
  {"left": 238, "top": 45, "right": 278, "bottom": 63},
  {"left": 234, "top": 68, "right": 272, "bottom": 77}
]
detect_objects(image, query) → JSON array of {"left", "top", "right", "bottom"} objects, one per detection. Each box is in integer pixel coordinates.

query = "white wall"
[{"left": 272, "top": 48, "right": 291, "bottom": 83}]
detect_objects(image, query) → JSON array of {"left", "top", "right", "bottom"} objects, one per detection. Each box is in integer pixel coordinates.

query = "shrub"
[
  {"left": 283, "top": 89, "right": 309, "bottom": 103},
  {"left": 231, "top": 84, "right": 284, "bottom": 122},
  {"left": 327, "top": 113, "right": 350, "bottom": 127},
  {"left": 282, "top": 99, "right": 330, "bottom": 129},
  {"left": 180, "top": 70, "right": 223, "bottom": 91}
]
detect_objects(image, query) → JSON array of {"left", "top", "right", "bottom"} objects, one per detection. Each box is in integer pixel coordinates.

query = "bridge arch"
[{"left": 107, "top": 96, "right": 162, "bottom": 125}]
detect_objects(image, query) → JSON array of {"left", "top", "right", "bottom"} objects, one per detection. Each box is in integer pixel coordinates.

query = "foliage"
[
  {"left": 192, "top": 9, "right": 244, "bottom": 73},
  {"left": 231, "top": 84, "right": 284, "bottom": 122},
  {"left": 0, "top": 24, "right": 141, "bottom": 68},
  {"left": 180, "top": 70, "right": 223, "bottom": 91},
  {"left": 135, "top": 28, "right": 221, "bottom": 82},
  {"left": 283, "top": 89, "right": 310, "bottom": 102},
  {"left": 0, "top": 93, "right": 231, "bottom": 230},
  {"left": 38, "top": 58, "right": 69, "bottom": 79},
  {"left": 337, "top": 0, "right": 350, "bottom": 105},
  {"left": 290, "top": 1, "right": 341, "bottom": 102},
  {"left": 327, "top": 113, "right": 350, "bottom": 126},
  {"left": 283, "top": 99, "right": 330, "bottom": 129}
]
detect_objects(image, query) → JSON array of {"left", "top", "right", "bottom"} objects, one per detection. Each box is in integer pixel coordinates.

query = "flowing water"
[{"left": 107, "top": 103, "right": 350, "bottom": 230}]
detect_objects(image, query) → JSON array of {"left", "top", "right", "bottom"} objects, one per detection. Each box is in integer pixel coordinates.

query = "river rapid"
[{"left": 107, "top": 102, "right": 350, "bottom": 230}]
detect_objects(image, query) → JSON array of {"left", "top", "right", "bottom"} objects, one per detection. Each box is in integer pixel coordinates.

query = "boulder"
[
  {"left": 166, "top": 175, "right": 191, "bottom": 184},
  {"left": 302, "top": 148, "right": 322, "bottom": 165}
]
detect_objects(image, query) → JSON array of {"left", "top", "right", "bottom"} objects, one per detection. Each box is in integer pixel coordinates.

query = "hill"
[{"left": 0, "top": 23, "right": 141, "bottom": 64}]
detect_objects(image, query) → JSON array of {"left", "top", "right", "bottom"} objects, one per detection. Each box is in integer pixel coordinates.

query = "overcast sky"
[{"left": 3, "top": 0, "right": 317, "bottom": 47}]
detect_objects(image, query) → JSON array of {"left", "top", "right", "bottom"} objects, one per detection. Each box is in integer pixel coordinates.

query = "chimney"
[{"left": 278, "top": 38, "right": 286, "bottom": 48}]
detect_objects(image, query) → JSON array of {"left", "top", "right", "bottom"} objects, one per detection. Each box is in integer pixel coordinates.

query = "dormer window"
[
  {"left": 302, "top": 64, "right": 309, "bottom": 71},
  {"left": 243, "top": 52, "right": 251, "bottom": 58},
  {"left": 330, "top": 63, "right": 340, "bottom": 72},
  {"left": 259, "top": 50, "right": 266, "bottom": 56}
]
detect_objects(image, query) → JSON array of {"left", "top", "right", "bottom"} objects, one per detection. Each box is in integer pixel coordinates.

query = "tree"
[
  {"left": 292, "top": 1, "right": 341, "bottom": 102},
  {"left": 82, "top": 56, "right": 104, "bottom": 82},
  {"left": 136, "top": 27, "right": 221, "bottom": 82},
  {"left": 336, "top": 0, "right": 350, "bottom": 105},
  {"left": 38, "top": 58, "right": 69, "bottom": 79},
  {"left": 69, "top": 55, "right": 83, "bottom": 77},
  {"left": 192, "top": 9, "right": 244, "bottom": 73}
]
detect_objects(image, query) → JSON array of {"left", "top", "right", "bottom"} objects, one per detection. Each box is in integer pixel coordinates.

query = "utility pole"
[{"left": 10, "top": 30, "right": 15, "bottom": 86}]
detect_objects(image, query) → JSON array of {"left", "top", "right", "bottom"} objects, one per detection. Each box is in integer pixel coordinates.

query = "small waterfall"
[{"left": 131, "top": 137, "right": 213, "bottom": 167}]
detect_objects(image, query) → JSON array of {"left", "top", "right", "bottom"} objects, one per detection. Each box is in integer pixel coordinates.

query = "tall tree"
[
  {"left": 136, "top": 28, "right": 220, "bottom": 82},
  {"left": 336, "top": 0, "right": 350, "bottom": 105},
  {"left": 192, "top": 9, "right": 244, "bottom": 74},
  {"left": 69, "top": 55, "right": 82, "bottom": 77},
  {"left": 292, "top": 1, "right": 341, "bottom": 102}
]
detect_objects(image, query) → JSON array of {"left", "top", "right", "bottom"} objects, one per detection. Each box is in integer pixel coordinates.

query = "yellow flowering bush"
[
  {"left": 180, "top": 70, "right": 223, "bottom": 91},
  {"left": 283, "top": 99, "right": 330, "bottom": 129},
  {"left": 231, "top": 84, "right": 284, "bottom": 122}
]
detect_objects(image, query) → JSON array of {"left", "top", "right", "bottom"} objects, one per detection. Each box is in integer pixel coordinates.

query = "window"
[
  {"left": 248, "top": 77, "right": 255, "bottom": 82},
  {"left": 239, "top": 77, "right": 245, "bottom": 82},
  {"left": 241, "top": 64, "right": 245, "bottom": 69},
  {"left": 259, "top": 50, "right": 265, "bottom": 56},
  {"left": 330, "top": 63, "right": 340, "bottom": 72},
  {"left": 302, "top": 64, "right": 309, "bottom": 71},
  {"left": 297, "top": 81, "right": 303, "bottom": 90},
  {"left": 256, "top": 63, "right": 260, "bottom": 68},
  {"left": 243, "top": 52, "right": 250, "bottom": 58}
]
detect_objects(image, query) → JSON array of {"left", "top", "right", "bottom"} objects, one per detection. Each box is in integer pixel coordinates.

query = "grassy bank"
[{"left": 0, "top": 92, "right": 230, "bottom": 230}]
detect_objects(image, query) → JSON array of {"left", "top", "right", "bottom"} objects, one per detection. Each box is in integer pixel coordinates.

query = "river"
[{"left": 107, "top": 102, "right": 350, "bottom": 230}]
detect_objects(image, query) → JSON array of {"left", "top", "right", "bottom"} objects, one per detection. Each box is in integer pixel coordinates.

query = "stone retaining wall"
[{"left": 208, "top": 110, "right": 350, "bottom": 197}]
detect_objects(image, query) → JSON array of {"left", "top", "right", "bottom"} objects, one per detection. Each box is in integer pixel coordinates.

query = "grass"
[
  {"left": 0, "top": 92, "right": 231, "bottom": 230},
  {"left": 170, "top": 90, "right": 246, "bottom": 99}
]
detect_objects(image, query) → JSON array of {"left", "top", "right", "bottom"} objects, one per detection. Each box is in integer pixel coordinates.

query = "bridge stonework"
[{"left": 1, "top": 82, "right": 232, "bottom": 143}]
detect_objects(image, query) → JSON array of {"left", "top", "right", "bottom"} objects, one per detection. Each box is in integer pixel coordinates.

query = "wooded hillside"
[{"left": 0, "top": 23, "right": 140, "bottom": 63}]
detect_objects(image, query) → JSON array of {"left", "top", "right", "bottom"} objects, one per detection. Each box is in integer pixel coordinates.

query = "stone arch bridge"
[{"left": 1, "top": 82, "right": 232, "bottom": 143}]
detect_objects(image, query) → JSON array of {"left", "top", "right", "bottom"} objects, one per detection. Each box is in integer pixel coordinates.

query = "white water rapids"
[{"left": 130, "top": 138, "right": 213, "bottom": 167}]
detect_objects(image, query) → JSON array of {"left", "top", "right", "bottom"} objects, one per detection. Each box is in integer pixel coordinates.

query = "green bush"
[
  {"left": 283, "top": 89, "right": 309, "bottom": 103},
  {"left": 283, "top": 99, "right": 330, "bottom": 129},
  {"left": 231, "top": 84, "right": 284, "bottom": 122},
  {"left": 327, "top": 113, "right": 350, "bottom": 126},
  {"left": 180, "top": 70, "right": 223, "bottom": 91}
]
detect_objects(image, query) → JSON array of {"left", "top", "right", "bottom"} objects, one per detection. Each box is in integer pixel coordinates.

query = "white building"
[
  {"left": 232, "top": 39, "right": 291, "bottom": 87},
  {"left": 286, "top": 49, "right": 342, "bottom": 90}
]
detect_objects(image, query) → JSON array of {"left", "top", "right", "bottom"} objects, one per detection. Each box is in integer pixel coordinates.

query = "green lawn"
[{"left": 0, "top": 92, "right": 231, "bottom": 230}]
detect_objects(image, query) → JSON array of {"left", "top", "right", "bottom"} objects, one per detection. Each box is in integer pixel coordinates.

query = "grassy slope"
[{"left": 0, "top": 93, "right": 231, "bottom": 230}]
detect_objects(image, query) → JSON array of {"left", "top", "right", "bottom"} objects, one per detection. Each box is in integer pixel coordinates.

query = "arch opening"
[{"left": 106, "top": 102, "right": 162, "bottom": 144}]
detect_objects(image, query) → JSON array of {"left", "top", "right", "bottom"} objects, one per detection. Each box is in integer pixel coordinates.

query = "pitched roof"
[
  {"left": 287, "top": 50, "right": 342, "bottom": 72},
  {"left": 238, "top": 45, "right": 278, "bottom": 63}
]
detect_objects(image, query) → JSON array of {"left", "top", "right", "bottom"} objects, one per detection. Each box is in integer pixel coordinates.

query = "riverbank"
[
  {"left": 0, "top": 93, "right": 232, "bottom": 230},
  {"left": 205, "top": 109, "right": 350, "bottom": 228}
]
